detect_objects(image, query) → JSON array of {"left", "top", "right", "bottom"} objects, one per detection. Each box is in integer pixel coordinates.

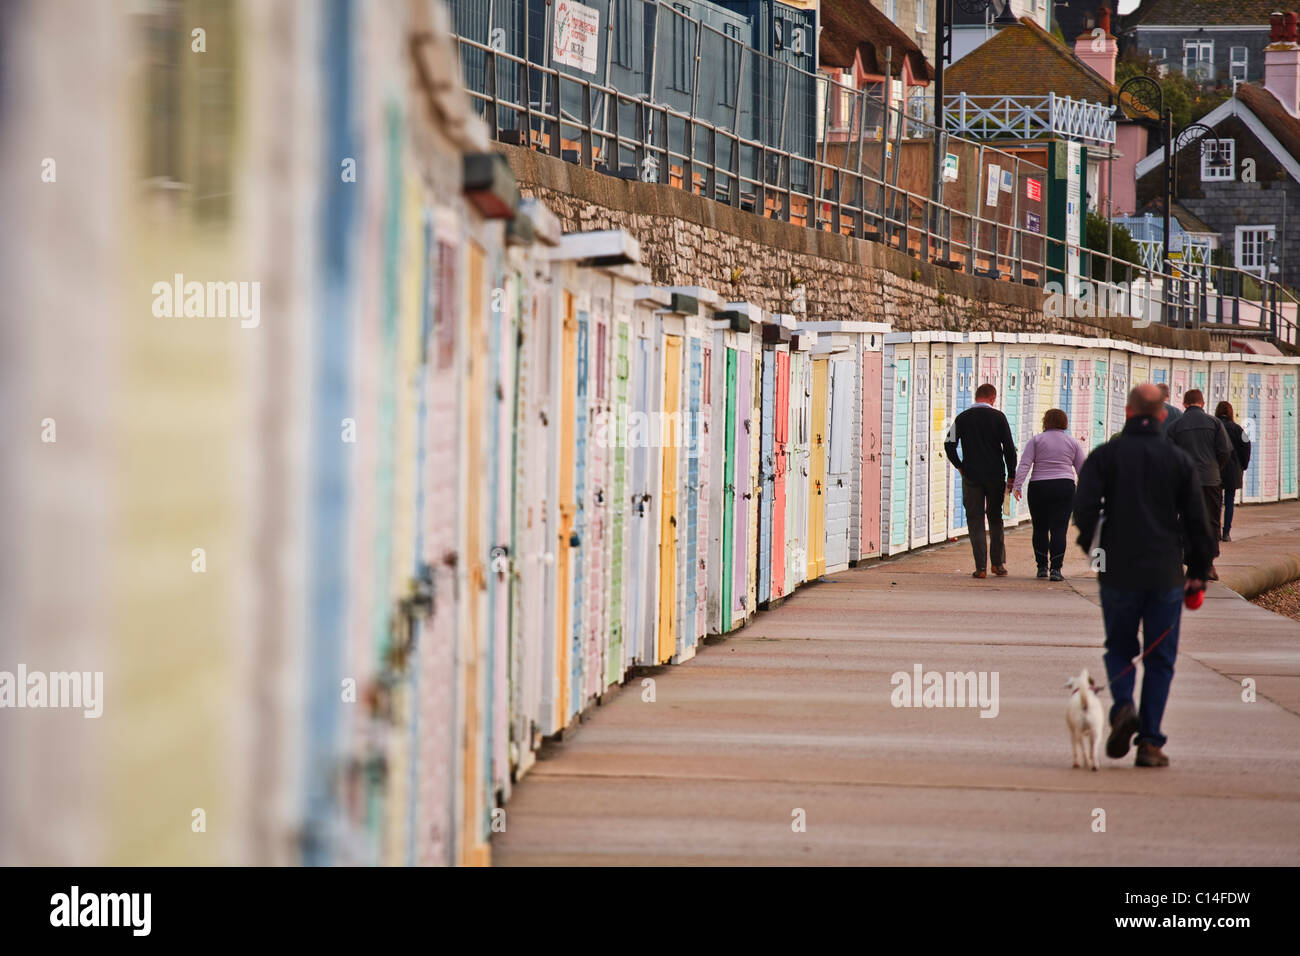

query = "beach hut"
[
  {"left": 786, "top": 330, "right": 815, "bottom": 592},
  {"left": 882, "top": 333, "right": 913, "bottom": 555},
  {"left": 759, "top": 314, "right": 794, "bottom": 607},
  {"left": 715, "top": 302, "right": 761, "bottom": 630},
  {"left": 1282, "top": 362, "right": 1298, "bottom": 500},
  {"left": 859, "top": 326, "right": 886, "bottom": 561},
  {"left": 947, "top": 336, "right": 979, "bottom": 539},
  {"left": 624, "top": 284, "right": 672, "bottom": 667}
]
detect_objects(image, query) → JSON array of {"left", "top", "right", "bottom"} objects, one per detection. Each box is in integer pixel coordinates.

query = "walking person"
[
  {"left": 1157, "top": 382, "right": 1182, "bottom": 436},
  {"left": 1167, "top": 389, "right": 1232, "bottom": 580},
  {"left": 1011, "top": 409, "right": 1086, "bottom": 581},
  {"left": 1215, "top": 401, "right": 1251, "bottom": 542},
  {"left": 944, "top": 383, "right": 1017, "bottom": 579},
  {"left": 1073, "top": 384, "right": 1214, "bottom": 768}
]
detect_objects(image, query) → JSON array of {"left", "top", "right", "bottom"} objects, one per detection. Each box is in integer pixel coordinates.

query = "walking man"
[
  {"left": 1167, "top": 389, "right": 1232, "bottom": 580},
  {"left": 944, "top": 383, "right": 1017, "bottom": 579},
  {"left": 1073, "top": 384, "right": 1214, "bottom": 767}
]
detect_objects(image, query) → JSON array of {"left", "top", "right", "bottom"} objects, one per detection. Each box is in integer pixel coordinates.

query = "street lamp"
[{"left": 1111, "top": 76, "right": 1214, "bottom": 324}]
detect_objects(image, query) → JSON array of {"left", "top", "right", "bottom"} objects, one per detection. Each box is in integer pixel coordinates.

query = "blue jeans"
[{"left": 1099, "top": 585, "right": 1184, "bottom": 748}]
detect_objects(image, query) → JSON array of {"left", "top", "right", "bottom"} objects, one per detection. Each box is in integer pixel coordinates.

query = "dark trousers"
[
  {"left": 1203, "top": 485, "right": 1223, "bottom": 558},
  {"left": 1222, "top": 488, "right": 1236, "bottom": 536},
  {"left": 1099, "top": 584, "right": 1183, "bottom": 747},
  {"left": 963, "top": 478, "right": 1005, "bottom": 571},
  {"left": 1027, "top": 478, "right": 1075, "bottom": 572}
]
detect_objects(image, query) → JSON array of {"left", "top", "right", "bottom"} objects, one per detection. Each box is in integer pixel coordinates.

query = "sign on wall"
[
  {"left": 1000, "top": 168, "right": 1013, "bottom": 193},
  {"left": 1026, "top": 178, "right": 1042, "bottom": 202},
  {"left": 943, "top": 153, "right": 959, "bottom": 183},
  {"left": 986, "top": 163, "right": 1001, "bottom": 207},
  {"left": 1065, "top": 142, "right": 1083, "bottom": 297},
  {"left": 1025, "top": 211, "right": 1041, "bottom": 233},
  {"left": 553, "top": 0, "right": 600, "bottom": 74}
]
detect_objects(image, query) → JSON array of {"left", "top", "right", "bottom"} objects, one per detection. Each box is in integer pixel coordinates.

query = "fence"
[{"left": 448, "top": 0, "right": 1299, "bottom": 345}]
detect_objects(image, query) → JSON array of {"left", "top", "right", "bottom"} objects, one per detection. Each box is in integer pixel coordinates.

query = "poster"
[
  {"left": 1000, "top": 168, "right": 1013, "bottom": 192},
  {"left": 1025, "top": 211, "right": 1041, "bottom": 233},
  {"left": 986, "top": 163, "right": 1001, "bottom": 206},
  {"left": 1026, "top": 178, "right": 1042, "bottom": 202},
  {"left": 1065, "top": 142, "right": 1083, "bottom": 298},
  {"left": 553, "top": 0, "right": 600, "bottom": 74},
  {"left": 943, "top": 153, "right": 959, "bottom": 183}
]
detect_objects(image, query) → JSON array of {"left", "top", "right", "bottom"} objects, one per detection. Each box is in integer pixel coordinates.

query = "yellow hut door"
[
  {"left": 462, "top": 241, "right": 488, "bottom": 865},
  {"left": 556, "top": 290, "right": 577, "bottom": 731},
  {"left": 807, "top": 357, "right": 829, "bottom": 579},
  {"left": 658, "top": 334, "right": 682, "bottom": 663}
]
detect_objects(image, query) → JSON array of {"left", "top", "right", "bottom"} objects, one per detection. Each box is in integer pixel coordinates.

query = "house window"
[
  {"left": 1183, "top": 40, "right": 1214, "bottom": 84},
  {"left": 1147, "top": 47, "right": 1167, "bottom": 63},
  {"left": 1201, "top": 139, "right": 1235, "bottom": 181},
  {"left": 1235, "top": 225, "right": 1276, "bottom": 273},
  {"left": 885, "top": 0, "right": 897, "bottom": 21},
  {"left": 916, "top": 0, "right": 928, "bottom": 33},
  {"left": 1231, "top": 46, "right": 1249, "bottom": 86}
]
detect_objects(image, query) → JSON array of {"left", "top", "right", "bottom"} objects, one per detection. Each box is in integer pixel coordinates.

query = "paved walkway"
[{"left": 493, "top": 502, "right": 1300, "bottom": 865}]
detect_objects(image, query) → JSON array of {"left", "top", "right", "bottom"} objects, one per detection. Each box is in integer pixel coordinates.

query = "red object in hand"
[{"left": 1185, "top": 588, "right": 1204, "bottom": 610}]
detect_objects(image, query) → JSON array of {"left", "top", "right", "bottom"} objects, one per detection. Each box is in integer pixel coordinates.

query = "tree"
[
  {"left": 1086, "top": 211, "right": 1143, "bottom": 281},
  {"left": 1114, "top": 50, "right": 1231, "bottom": 130}
]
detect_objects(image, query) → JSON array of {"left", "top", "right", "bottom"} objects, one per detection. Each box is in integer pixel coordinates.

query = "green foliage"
[{"left": 1085, "top": 211, "right": 1143, "bottom": 281}]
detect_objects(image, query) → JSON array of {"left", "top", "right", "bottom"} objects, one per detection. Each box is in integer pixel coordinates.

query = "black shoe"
[
  {"left": 1049, "top": 569, "right": 1064, "bottom": 582},
  {"left": 1221, "top": 532, "right": 1231, "bottom": 542},
  {"left": 1107, "top": 703, "right": 1139, "bottom": 759},
  {"left": 1036, "top": 567, "right": 1048, "bottom": 579},
  {"left": 1135, "top": 741, "right": 1170, "bottom": 768}
]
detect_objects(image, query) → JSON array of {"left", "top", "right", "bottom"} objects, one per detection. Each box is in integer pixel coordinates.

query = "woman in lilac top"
[{"left": 1011, "top": 408, "right": 1088, "bottom": 581}]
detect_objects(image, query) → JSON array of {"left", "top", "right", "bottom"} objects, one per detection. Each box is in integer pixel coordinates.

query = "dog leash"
[{"left": 1090, "top": 625, "right": 1174, "bottom": 695}]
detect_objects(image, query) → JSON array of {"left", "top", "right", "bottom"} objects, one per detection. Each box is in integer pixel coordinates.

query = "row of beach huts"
[{"left": 4, "top": 0, "right": 1298, "bottom": 868}]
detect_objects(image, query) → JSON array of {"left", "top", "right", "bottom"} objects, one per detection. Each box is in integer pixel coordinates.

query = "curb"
[{"left": 1220, "top": 552, "right": 1300, "bottom": 601}]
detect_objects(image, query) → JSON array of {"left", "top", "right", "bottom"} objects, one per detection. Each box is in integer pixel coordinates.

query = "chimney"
[
  {"left": 1265, "top": 11, "right": 1300, "bottom": 118},
  {"left": 1074, "top": 4, "right": 1118, "bottom": 85}
]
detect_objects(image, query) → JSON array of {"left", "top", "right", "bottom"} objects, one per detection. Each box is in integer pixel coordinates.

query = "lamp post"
[
  {"left": 1112, "top": 76, "right": 1215, "bottom": 325},
  {"left": 932, "top": 0, "right": 1015, "bottom": 249}
]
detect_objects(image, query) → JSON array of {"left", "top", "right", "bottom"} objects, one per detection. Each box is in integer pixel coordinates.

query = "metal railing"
[
  {"left": 447, "top": 0, "right": 1298, "bottom": 346},
  {"left": 944, "top": 93, "right": 1116, "bottom": 146}
]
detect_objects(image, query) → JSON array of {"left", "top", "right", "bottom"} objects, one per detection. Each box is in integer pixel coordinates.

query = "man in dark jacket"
[
  {"left": 944, "top": 383, "right": 1017, "bottom": 578},
  {"left": 1073, "top": 384, "right": 1214, "bottom": 768},
  {"left": 1167, "top": 389, "right": 1232, "bottom": 579}
]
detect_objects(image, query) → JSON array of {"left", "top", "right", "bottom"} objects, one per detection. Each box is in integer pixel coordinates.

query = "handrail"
[{"left": 447, "top": 0, "right": 1298, "bottom": 347}]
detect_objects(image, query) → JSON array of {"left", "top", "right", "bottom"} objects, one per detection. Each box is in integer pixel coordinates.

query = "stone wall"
[{"left": 501, "top": 144, "right": 1220, "bottom": 351}]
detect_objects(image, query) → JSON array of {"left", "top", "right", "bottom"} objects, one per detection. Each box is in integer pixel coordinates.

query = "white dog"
[{"left": 1065, "top": 668, "right": 1105, "bottom": 771}]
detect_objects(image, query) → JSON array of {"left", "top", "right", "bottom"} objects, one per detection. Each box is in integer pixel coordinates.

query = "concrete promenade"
[{"left": 494, "top": 502, "right": 1300, "bottom": 866}]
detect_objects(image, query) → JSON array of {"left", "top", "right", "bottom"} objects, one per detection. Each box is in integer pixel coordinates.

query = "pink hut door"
[{"left": 861, "top": 348, "right": 883, "bottom": 557}]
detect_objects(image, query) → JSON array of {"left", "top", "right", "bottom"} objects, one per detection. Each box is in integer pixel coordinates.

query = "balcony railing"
[{"left": 943, "top": 93, "right": 1117, "bottom": 145}]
